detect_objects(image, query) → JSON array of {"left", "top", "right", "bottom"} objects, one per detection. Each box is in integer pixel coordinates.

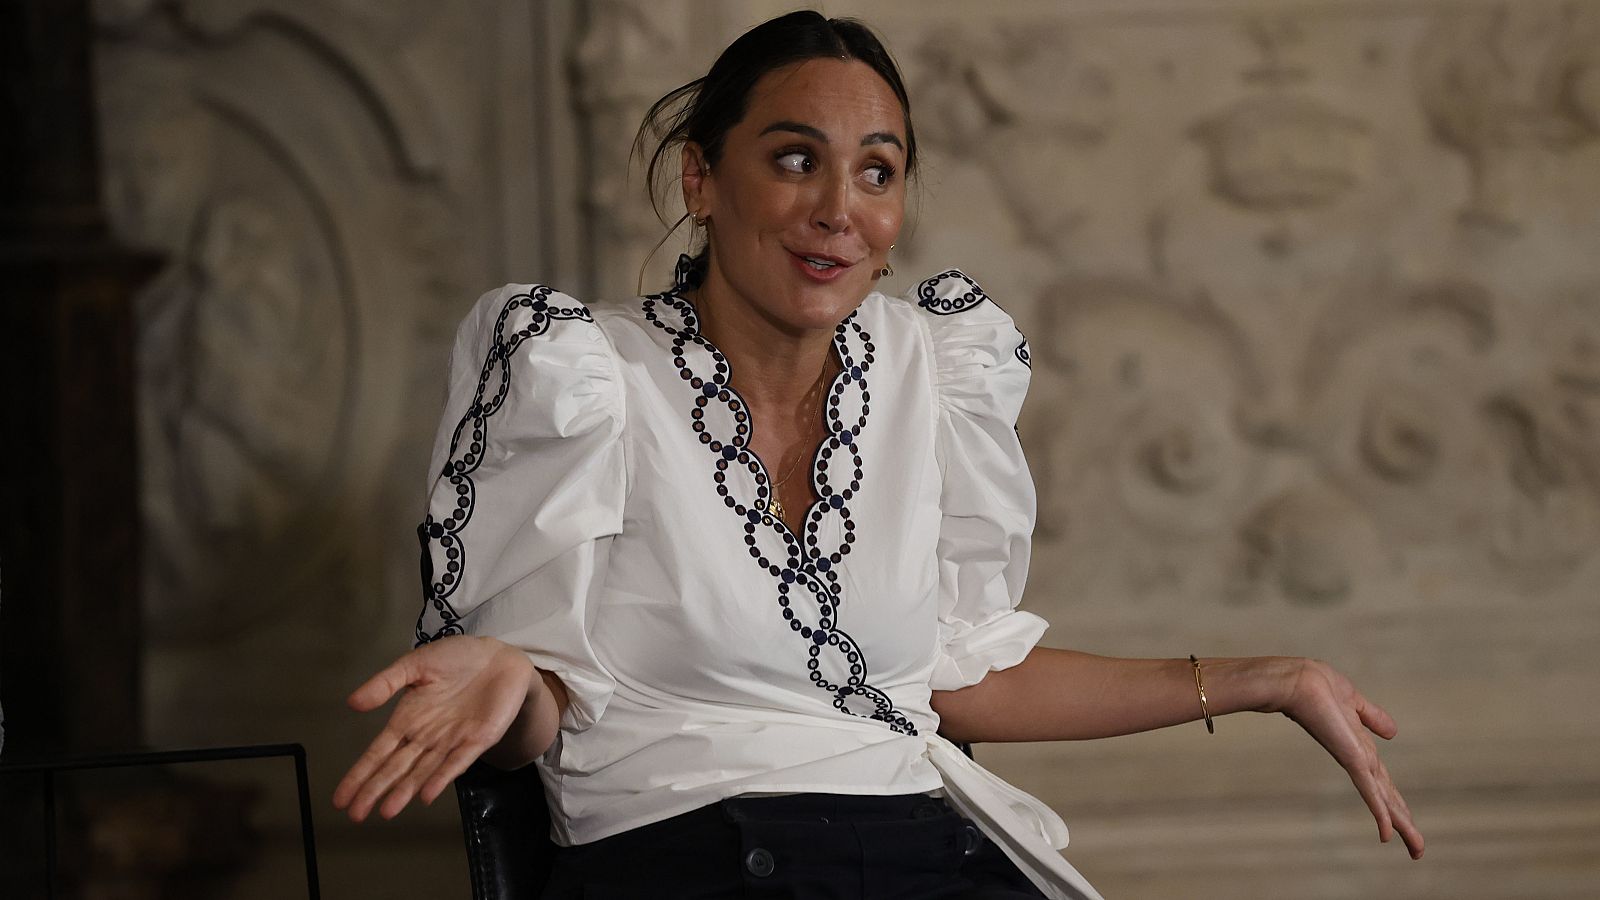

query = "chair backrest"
[
  {"left": 453, "top": 742, "right": 975, "bottom": 897},
  {"left": 454, "top": 761, "right": 556, "bottom": 900}
]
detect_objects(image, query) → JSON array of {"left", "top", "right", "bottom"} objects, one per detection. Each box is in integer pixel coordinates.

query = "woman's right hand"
[{"left": 332, "top": 634, "right": 537, "bottom": 822}]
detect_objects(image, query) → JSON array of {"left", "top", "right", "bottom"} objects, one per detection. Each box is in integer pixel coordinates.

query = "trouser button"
[
  {"left": 962, "top": 824, "right": 983, "bottom": 857},
  {"left": 745, "top": 848, "right": 775, "bottom": 877}
]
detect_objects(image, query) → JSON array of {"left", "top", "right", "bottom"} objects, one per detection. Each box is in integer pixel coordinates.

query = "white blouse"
[{"left": 415, "top": 261, "right": 1101, "bottom": 900}]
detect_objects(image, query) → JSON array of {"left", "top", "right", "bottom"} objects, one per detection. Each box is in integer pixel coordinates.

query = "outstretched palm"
[{"left": 333, "top": 635, "right": 534, "bottom": 821}]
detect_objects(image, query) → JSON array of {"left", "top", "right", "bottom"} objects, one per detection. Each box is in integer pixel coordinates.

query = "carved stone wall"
[
  {"left": 92, "top": 0, "right": 579, "bottom": 893},
  {"left": 94, "top": 0, "right": 1599, "bottom": 896}
]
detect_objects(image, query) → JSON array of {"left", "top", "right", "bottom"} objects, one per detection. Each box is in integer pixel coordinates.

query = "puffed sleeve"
[
  {"left": 414, "top": 283, "right": 624, "bottom": 732},
  {"left": 911, "top": 271, "right": 1051, "bottom": 691}
]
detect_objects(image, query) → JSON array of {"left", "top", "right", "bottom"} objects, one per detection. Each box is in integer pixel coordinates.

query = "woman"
[{"left": 334, "top": 12, "right": 1423, "bottom": 898}]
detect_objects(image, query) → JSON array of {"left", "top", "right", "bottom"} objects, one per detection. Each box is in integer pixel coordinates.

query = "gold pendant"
[{"left": 768, "top": 496, "right": 785, "bottom": 520}]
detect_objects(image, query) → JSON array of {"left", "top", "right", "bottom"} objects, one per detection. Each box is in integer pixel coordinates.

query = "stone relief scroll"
[
  {"left": 875, "top": 4, "right": 1600, "bottom": 618},
  {"left": 568, "top": 0, "right": 1600, "bottom": 625},
  {"left": 95, "top": 0, "right": 473, "bottom": 650},
  {"left": 93, "top": 0, "right": 564, "bottom": 892},
  {"left": 1415, "top": 2, "right": 1600, "bottom": 232},
  {"left": 97, "top": 53, "right": 355, "bottom": 645},
  {"left": 572, "top": 0, "right": 724, "bottom": 299}
]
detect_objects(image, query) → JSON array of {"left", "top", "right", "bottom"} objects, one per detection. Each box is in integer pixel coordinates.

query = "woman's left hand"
[{"left": 1277, "top": 658, "right": 1425, "bottom": 859}]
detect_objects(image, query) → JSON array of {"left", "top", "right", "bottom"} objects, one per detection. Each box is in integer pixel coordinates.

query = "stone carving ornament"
[
  {"left": 573, "top": 0, "right": 711, "bottom": 298},
  {"left": 895, "top": 10, "right": 1600, "bottom": 609},
  {"left": 95, "top": 0, "right": 469, "bottom": 644},
  {"left": 1416, "top": 2, "right": 1600, "bottom": 231},
  {"left": 97, "top": 52, "right": 357, "bottom": 643}
]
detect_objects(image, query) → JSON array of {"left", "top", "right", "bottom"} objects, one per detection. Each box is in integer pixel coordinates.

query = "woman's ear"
[{"left": 681, "top": 143, "right": 711, "bottom": 219}]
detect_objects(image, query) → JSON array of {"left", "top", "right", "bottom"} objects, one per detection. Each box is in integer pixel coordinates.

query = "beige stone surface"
[
  {"left": 91, "top": 0, "right": 572, "bottom": 893},
  {"left": 95, "top": 0, "right": 1600, "bottom": 896}
]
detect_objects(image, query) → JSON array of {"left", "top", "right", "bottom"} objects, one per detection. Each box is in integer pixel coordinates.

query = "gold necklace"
[
  {"left": 767, "top": 357, "right": 834, "bottom": 523},
  {"left": 692, "top": 291, "right": 834, "bottom": 524}
]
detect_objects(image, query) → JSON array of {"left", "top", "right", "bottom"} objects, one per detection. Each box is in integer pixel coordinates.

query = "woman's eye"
[
  {"left": 864, "top": 165, "right": 894, "bottom": 187},
  {"left": 776, "top": 152, "right": 811, "bottom": 173}
]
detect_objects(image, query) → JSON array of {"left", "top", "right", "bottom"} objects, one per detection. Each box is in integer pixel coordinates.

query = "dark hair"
[{"left": 633, "top": 11, "right": 916, "bottom": 286}]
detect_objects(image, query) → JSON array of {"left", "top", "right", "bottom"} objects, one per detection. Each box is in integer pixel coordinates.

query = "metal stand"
[{"left": 0, "top": 743, "right": 322, "bottom": 899}]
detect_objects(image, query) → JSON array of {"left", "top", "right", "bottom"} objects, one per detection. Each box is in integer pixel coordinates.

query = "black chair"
[
  {"left": 455, "top": 761, "right": 557, "bottom": 900},
  {"left": 455, "top": 742, "right": 976, "bottom": 899}
]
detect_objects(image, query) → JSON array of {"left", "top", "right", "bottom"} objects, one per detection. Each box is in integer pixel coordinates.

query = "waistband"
[{"left": 720, "top": 791, "right": 950, "bottom": 824}]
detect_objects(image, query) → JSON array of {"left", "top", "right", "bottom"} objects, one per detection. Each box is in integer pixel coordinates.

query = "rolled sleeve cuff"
[{"left": 929, "top": 609, "right": 1049, "bottom": 692}]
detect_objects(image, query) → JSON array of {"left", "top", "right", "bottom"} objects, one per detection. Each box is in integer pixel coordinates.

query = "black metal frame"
[{"left": 0, "top": 743, "right": 321, "bottom": 900}]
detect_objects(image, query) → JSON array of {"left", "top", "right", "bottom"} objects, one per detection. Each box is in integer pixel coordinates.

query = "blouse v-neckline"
[
  {"left": 682, "top": 298, "right": 844, "bottom": 535},
  {"left": 650, "top": 275, "right": 868, "bottom": 547},
  {"left": 638, "top": 269, "right": 917, "bottom": 737}
]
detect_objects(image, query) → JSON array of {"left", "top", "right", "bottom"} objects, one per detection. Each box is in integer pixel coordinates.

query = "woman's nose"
[{"left": 811, "top": 174, "right": 851, "bottom": 233}]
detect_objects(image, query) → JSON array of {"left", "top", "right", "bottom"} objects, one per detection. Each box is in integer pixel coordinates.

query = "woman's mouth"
[{"left": 788, "top": 250, "right": 854, "bottom": 281}]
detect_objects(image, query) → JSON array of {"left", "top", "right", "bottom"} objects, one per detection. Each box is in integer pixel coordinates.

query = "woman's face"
[{"left": 685, "top": 58, "right": 908, "bottom": 333}]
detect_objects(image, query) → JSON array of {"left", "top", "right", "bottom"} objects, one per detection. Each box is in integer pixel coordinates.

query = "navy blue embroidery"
[
  {"left": 916, "top": 270, "right": 988, "bottom": 315},
  {"left": 415, "top": 286, "right": 596, "bottom": 646},
  {"left": 1015, "top": 338, "right": 1031, "bottom": 369},
  {"left": 644, "top": 262, "right": 917, "bottom": 736}
]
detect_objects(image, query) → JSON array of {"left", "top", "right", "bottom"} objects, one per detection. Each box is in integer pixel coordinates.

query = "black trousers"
[{"left": 539, "top": 792, "right": 1048, "bottom": 899}]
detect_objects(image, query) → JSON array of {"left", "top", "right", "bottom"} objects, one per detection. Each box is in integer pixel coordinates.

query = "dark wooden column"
[{"left": 0, "top": 0, "right": 158, "bottom": 759}]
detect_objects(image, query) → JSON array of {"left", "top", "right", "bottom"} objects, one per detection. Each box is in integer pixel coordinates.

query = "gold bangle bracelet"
[{"left": 1189, "top": 654, "right": 1215, "bottom": 734}]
